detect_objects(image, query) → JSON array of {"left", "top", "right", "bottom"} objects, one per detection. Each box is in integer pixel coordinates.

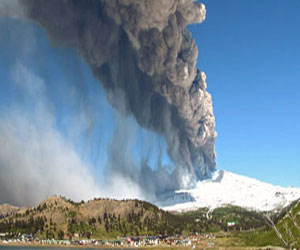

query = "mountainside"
[
  {"left": 0, "top": 196, "right": 268, "bottom": 240},
  {"left": 0, "top": 196, "right": 195, "bottom": 239},
  {"left": 229, "top": 199, "right": 300, "bottom": 248},
  {"left": 159, "top": 170, "right": 300, "bottom": 212}
]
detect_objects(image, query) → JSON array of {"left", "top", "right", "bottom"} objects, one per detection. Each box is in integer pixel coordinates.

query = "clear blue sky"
[{"left": 0, "top": 1, "right": 299, "bottom": 189}]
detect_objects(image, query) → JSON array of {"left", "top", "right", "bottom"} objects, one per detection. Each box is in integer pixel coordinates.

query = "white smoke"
[
  {"left": 0, "top": 61, "right": 101, "bottom": 206},
  {"left": 0, "top": 0, "right": 27, "bottom": 19}
]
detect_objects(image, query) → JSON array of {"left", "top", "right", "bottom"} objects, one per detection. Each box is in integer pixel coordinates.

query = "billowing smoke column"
[{"left": 7, "top": 0, "right": 217, "bottom": 191}]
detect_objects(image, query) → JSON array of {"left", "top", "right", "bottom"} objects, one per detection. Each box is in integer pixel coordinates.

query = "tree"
[
  {"left": 42, "top": 203, "right": 47, "bottom": 210},
  {"left": 287, "top": 211, "right": 300, "bottom": 233},
  {"left": 264, "top": 211, "right": 299, "bottom": 249},
  {"left": 86, "top": 231, "right": 91, "bottom": 239},
  {"left": 97, "top": 216, "right": 102, "bottom": 225},
  {"left": 88, "top": 217, "right": 96, "bottom": 225},
  {"left": 58, "top": 230, "right": 64, "bottom": 240}
]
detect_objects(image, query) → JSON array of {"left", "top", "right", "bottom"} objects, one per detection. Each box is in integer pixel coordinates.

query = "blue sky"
[{"left": 0, "top": 0, "right": 299, "bottom": 194}]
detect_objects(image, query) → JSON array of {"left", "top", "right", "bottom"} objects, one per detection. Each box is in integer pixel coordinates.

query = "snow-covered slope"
[{"left": 159, "top": 170, "right": 300, "bottom": 212}]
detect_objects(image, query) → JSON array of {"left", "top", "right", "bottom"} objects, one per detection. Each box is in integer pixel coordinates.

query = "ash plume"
[{"left": 1, "top": 0, "right": 217, "bottom": 193}]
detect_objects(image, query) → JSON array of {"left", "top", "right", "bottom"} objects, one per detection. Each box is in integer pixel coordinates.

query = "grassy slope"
[
  {"left": 179, "top": 205, "right": 267, "bottom": 233},
  {"left": 230, "top": 199, "right": 300, "bottom": 248}
]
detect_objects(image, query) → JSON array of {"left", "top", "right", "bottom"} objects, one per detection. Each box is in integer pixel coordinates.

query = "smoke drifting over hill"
[
  {"left": 0, "top": 0, "right": 217, "bottom": 200},
  {"left": 0, "top": 61, "right": 102, "bottom": 206}
]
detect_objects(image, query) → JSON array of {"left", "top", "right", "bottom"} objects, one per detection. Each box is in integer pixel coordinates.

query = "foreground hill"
[
  {"left": 160, "top": 170, "right": 300, "bottom": 212},
  {"left": 0, "top": 196, "right": 193, "bottom": 239},
  {"left": 0, "top": 196, "right": 267, "bottom": 240}
]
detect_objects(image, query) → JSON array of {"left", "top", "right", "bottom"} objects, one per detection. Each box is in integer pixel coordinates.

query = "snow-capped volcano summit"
[{"left": 159, "top": 170, "right": 300, "bottom": 212}]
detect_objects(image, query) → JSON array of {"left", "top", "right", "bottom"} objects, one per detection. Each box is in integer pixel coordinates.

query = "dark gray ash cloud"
[{"left": 0, "top": 0, "right": 217, "bottom": 197}]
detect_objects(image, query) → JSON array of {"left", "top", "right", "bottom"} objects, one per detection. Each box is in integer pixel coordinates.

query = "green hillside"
[
  {"left": 231, "top": 199, "right": 300, "bottom": 248},
  {"left": 179, "top": 205, "right": 267, "bottom": 233}
]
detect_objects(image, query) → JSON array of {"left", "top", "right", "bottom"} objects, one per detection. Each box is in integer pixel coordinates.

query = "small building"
[{"left": 227, "top": 221, "right": 236, "bottom": 227}]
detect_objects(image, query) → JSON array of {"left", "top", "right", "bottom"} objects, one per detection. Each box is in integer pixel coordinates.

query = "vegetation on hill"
[
  {"left": 229, "top": 199, "right": 300, "bottom": 248},
  {"left": 266, "top": 199, "right": 300, "bottom": 248},
  {"left": 180, "top": 206, "right": 266, "bottom": 233},
  {"left": 0, "top": 196, "right": 270, "bottom": 241},
  {"left": 0, "top": 196, "right": 192, "bottom": 239}
]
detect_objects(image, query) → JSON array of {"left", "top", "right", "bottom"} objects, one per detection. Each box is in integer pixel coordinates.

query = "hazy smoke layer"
[
  {"left": 0, "top": 61, "right": 101, "bottom": 206},
  {"left": 2, "top": 0, "right": 217, "bottom": 192}
]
